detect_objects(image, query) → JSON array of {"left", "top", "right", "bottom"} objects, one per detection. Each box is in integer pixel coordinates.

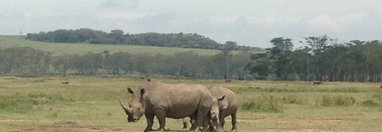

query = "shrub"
[
  {"left": 0, "top": 101, "right": 10, "bottom": 109},
  {"left": 0, "top": 92, "right": 72, "bottom": 112},
  {"left": 242, "top": 96, "right": 283, "bottom": 113},
  {"left": 281, "top": 95, "right": 305, "bottom": 104},
  {"left": 361, "top": 100, "right": 379, "bottom": 107},
  {"left": 372, "top": 93, "right": 382, "bottom": 101},
  {"left": 0, "top": 126, "right": 7, "bottom": 132},
  {"left": 321, "top": 95, "right": 356, "bottom": 106},
  {"left": 330, "top": 87, "right": 360, "bottom": 93}
]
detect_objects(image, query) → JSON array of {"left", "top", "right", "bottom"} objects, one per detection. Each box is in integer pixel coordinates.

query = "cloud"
[
  {"left": 247, "top": 16, "right": 301, "bottom": 28},
  {"left": 308, "top": 15, "right": 341, "bottom": 31},
  {"left": 208, "top": 16, "right": 237, "bottom": 25},
  {"left": 341, "top": 11, "right": 370, "bottom": 25},
  {"left": 99, "top": 0, "right": 140, "bottom": 9},
  {"left": 307, "top": 11, "right": 370, "bottom": 32},
  {"left": 97, "top": 11, "right": 147, "bottom": 21},
  {"left": 208, "top": 15, "right": 302, "bottom": 29}
]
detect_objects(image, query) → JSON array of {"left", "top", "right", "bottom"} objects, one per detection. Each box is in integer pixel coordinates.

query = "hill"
[
  {"left": 25, "top": 29, "right": 254, "bottom": 51},
  {"left": 0, "top": 35, "right": 264, "bottom": 56}
]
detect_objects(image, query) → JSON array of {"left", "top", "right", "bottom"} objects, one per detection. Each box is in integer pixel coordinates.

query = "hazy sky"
[{"left": 1, "top": 0, "right": 381, "bottom": 48}]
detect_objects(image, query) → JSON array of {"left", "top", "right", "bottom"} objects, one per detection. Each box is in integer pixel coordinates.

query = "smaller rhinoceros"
[
  {"left": 182, "top": 86, "right": 238, "bottom": 132},
  {"left": 181, "top": 95, "right": 224, "bottom": 132},
  {"left": 209, "top": 86, "right": 238, "bottom": 131}
]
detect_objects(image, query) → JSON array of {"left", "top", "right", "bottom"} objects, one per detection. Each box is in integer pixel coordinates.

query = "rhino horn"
[{"left": 119, "top": 99, "right": 131, "bottom": 113}]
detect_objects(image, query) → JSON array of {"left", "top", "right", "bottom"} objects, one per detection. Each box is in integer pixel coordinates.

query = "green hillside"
[{"left": 0, "top": 35, "right": 263, "bottom": 56}]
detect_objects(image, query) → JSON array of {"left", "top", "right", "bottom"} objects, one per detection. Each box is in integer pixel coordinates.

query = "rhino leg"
[
  {"left": 155, "top": 109, "right": 166, "bottom": 131},
  {"left": 187, "top": 113, "right": 197, "bottom": 131},
  {"left": 204, "top": 118, "right": 213, "bottom": 132},
  {"left": 182, "top": 120, "right": 188, "bottom": 129},
  {"left": 219, "top": 115, "right": 225, "bottom": 129},
  {"left": 144, "top": 113, "right": 155, "bottom": 132},
  {"left": 182, "top": 117, "right": 189, "bottom": 129},
  {"left": 191, "top": 108, "right": 209, "bottom": 131},
  {"left": 219, "top": 110, "right": 227, "bottom": 130},
  {"left": 231, "top": 113, "right": 237, "bottom": 132}
]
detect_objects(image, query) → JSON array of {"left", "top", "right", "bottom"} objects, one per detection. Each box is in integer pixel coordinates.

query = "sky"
[{"left": 0, "top": 0, "right": 382, "bottom": 48}]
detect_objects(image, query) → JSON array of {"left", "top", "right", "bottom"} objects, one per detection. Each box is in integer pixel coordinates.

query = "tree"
[
  {"left": 269, "top": 37, "right": 294, "bottom": 80},
  {"left": 171, "top": 52, "right": 201, "bottom": 78},
  {"left": 218, "top": 41, "right": 238, "bottom": 79},
  {"left": 298, "top": 35, "right": 337, "bottom": 80},
  {"left": 269, "top": 37, "right": 293, "bottom": 56},
  {"left": 231, "top": 52, "right": 252, "bottom": 80},
  {"left": 301, "top": 35, "right": 335, "bottom": 55},
  {"left": 248, "top": 53, "right": 271, "bottom": 79},
  {"left": 72, "top": 52, "right": 105, "bottom": 75},
  {"left": 110, "top": 30, "right": 125, "bottom": 44},
  {"left": 52, "top": 54, "right": 76, "bottom": 77},
  {"left": 0, "top": 47, "right": 51, "bottom": 76},
  {"left": 25, "top": 29, "right": 251, "bottom": 51},
  {"left": 106, "top": 52, "right": 132, "bottom": 75},
  {"left": 290, "top": 48, "right": 312, "bottom": 80}
]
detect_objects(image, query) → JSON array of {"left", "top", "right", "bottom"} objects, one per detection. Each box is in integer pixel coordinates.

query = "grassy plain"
[
  {"left": 1, "top": 76, "right": 382, "bottom": 131},
  {"left": 0, "top": 35, "right": 262, "bottom": 56}
]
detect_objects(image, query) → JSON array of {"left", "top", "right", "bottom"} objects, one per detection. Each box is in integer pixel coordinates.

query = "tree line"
[
  {"left": 3, "top": 35, "right": 382, "bottom": 82},
  {"left": 250, "top": 36, "right": 382, "bottom": 82},
  {"left": 0, "top": 46, "right": 251, "bottom": 79},
  {"left": 25, "top": 28, "right": 251, "bottom": 51}
]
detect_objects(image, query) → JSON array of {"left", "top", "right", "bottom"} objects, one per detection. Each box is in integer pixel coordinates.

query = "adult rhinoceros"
[{"left": 120, "top": 80, "right": 215, "bottom": 132}]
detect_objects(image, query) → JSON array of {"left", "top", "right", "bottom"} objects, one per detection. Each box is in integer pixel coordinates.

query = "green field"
[
  {"left": 0, "top": 35, "right": 261, "bottom": 56},
  {"left": 1, "top": 76, "right": 382, "bottom": 132}
]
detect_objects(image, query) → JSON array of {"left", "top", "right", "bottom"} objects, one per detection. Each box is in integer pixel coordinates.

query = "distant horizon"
[
  {"left": 10, "top": 28, "right": 382, "bottom": 49},
  {"left": 1, "top": 0, "right": 382, "bottom": 48}
]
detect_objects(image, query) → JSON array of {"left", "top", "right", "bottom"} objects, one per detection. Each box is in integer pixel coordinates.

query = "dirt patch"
[
  {"left": 238, "top": 117, "right": 342, "bottom": 125},
  {"left": 2, "top": 119, "right": 189, "bottom": 132},
  {"left": 1, "top": 120, "right": 135, "bottom": 132},
  {"left": 3, "top": 118, "right": 342, "bottom": 131},
  {"left": 258, "top": 129, "right": 334, "bottom": 132},
  {"left": 11, "top": 125, "right": 195, "bottom": 132},
  {"left": 12, "top": 126, "right": 137, "bottom": 132},
  {"left": 294, "top": 119, "right": 342, "bottom": 126}
]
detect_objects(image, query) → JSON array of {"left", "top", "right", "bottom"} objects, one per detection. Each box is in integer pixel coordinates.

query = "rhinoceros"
[
  {"left": 119, "top": 80, "right": 215, "bottom": 132},
  {"left": 182, "top": 95, "right": 224, "bottom": 132},
  {"left": 209, "top": 86, "right": 238, "bottom": 131},
  {"left": 182, "top": 86, "right": 238, "bottom": 132}
]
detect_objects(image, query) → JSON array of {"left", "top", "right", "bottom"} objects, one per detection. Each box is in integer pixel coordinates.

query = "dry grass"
[{"left": 1, "top": 77, "right": 382, "bottom": 131}]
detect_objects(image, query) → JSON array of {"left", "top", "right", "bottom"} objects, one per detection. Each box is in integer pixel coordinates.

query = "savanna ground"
[{"left": 1, "top": 76, "right": 382, "bottom": 132}]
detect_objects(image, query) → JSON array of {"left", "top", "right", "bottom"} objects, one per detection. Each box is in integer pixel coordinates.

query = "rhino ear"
[
  {"left": 218, "top": 95, "right": 225, "bottom": 101},
  {"left": 127, "top": 87, "right": 134, "bottom": 94},
  {"left": 140, "top": 89, "right": 145, "bottom": 95}
]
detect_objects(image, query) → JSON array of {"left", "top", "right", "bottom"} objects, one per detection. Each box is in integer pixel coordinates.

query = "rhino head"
[
  {"left": 120, "top": 87, "right": 145, "bottom": 122},
  {"left": 210, "top": 95, "right": 225, "bottom": 132}
]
